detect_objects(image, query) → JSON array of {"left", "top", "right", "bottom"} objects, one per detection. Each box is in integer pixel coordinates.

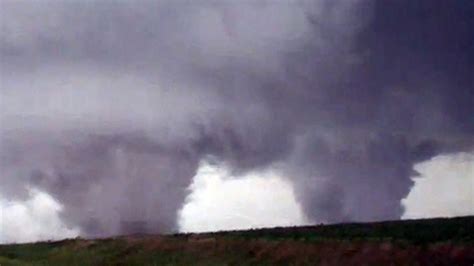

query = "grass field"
[{"left": 1, "top": 216, "right": 473, "bottom": 265}]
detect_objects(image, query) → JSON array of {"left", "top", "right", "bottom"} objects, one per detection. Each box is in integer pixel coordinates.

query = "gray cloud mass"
[{"left": 1, "top": 0, "right": 473, "bottom": 236}]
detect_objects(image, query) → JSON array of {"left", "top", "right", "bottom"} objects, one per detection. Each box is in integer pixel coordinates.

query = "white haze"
[
  {"left": 179, "top": 161, "right": 309, "bottom": 232},
  {"left": 0, "top": 188, "right": 79, "bottom": 244},
  {"left": 402, "top": 152, "right": 474, "bottom": 219}
]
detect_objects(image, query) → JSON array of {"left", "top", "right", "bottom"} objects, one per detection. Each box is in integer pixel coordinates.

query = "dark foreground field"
[{"left": 1, "top": 216, "right": 473, "bottom": 265}]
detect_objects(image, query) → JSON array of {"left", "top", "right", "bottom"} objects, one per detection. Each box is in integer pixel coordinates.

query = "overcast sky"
[{"left": 1, "top": 0, "right": 473, "bottom": 243}]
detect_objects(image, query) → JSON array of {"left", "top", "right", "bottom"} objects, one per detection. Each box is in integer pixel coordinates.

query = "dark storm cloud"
[{"left": 1, "top": 0, "right": 473, "bottom": 236}]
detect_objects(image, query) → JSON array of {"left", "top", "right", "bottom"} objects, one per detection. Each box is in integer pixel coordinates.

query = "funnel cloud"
[{"left": 1, "top": 0, "right": 473, "bottom": 237}]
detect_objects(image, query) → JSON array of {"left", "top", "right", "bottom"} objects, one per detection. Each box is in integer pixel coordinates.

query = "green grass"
[
  {"left": 206, "top": 215, "right": 474, "bottom": 244},
  {"left": 1, "top": 216, "right": 473, "bottom": 266},
  {"left": 0, "top": 237, "right": 268, "bottom": 266}
]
